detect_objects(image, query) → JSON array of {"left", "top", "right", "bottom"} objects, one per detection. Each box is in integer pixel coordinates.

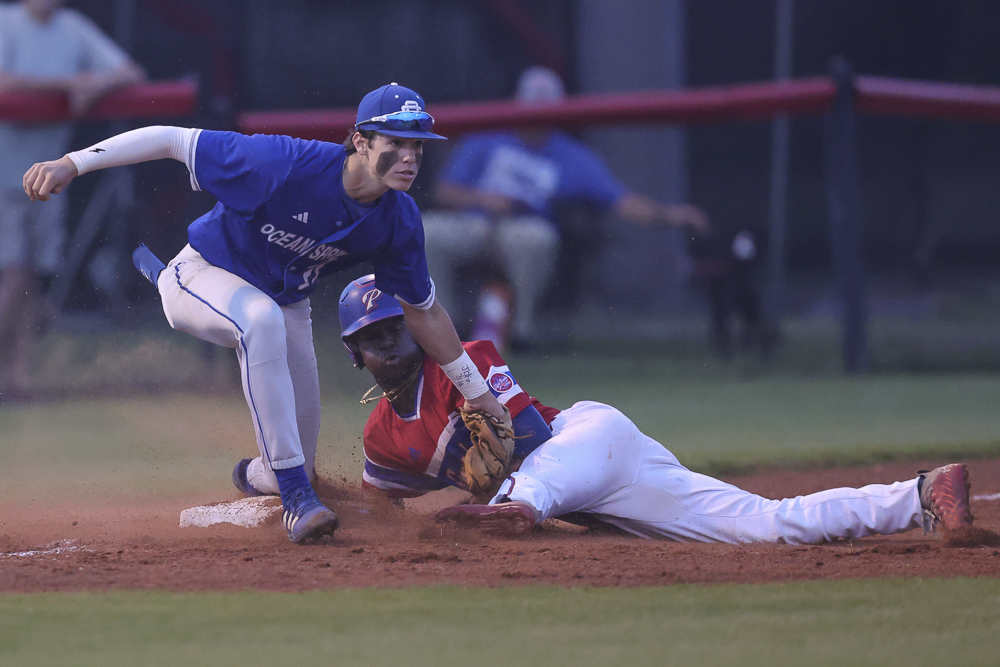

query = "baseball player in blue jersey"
[{"left": 22, "top": 83, "right": 507, "bottom": 544}]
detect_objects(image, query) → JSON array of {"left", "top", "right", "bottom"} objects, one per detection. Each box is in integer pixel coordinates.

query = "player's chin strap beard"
[{"left": 360, "top": 362, "right": 422, "bottom": 405}]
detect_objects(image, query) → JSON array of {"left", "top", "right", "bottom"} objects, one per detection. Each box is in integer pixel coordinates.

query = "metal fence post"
[
  {"left": 824, "top": 56, "right": 869, "bottom": 373},
  {"left": 764, "top": 0, "right": 794, "bottom": 347}
]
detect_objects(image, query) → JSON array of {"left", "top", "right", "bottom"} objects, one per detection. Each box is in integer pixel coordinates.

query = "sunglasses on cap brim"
[{"left": 355, "top": 111, "right": 436, "bottom": 134}]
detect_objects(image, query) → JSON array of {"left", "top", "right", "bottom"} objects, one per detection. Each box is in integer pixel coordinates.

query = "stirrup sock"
[
  {"left": 132, "top": 243, "right": 166, "bottom": 286},
  {"left": 274, "top": 465, "right": 313, "bottom": 508}
]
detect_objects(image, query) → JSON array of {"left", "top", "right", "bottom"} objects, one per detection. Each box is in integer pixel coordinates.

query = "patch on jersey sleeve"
[{"left": 486, "top": 365, "right": 523, "bottom": 404}]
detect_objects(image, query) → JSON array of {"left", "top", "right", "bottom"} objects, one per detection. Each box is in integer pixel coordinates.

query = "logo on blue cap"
[{"left": 354, "top": 83, "right": 447, "bottom": 141}]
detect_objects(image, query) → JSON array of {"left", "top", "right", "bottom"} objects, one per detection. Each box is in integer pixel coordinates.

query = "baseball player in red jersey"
[
  {"left": 340, "top": 274, "right": 974, "bottom": 543},
  {"left": 340, "top": 277, "right": 557, "bottom": 501}
]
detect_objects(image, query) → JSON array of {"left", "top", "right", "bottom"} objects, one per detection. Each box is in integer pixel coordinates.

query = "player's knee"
[{"left": 242, "top": 300, "right": 286, "bottom": 348}]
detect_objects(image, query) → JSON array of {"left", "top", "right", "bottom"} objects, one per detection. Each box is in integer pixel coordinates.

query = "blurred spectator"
[
  {"left": 422, "top": 66, "right": 708, "bottom": 351},
  {"left": 0, "top": 0, "right": 145, "bottom": 396}
]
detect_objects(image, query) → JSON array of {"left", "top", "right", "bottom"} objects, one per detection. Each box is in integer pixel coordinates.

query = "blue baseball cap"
[{"left": 354, "top": 83, "right": 447, "bottom": 140}]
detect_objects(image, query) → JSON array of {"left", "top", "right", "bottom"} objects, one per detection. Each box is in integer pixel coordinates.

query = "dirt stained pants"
[{"left": 492, "top": 401, "right": 923, "bottom": 544}]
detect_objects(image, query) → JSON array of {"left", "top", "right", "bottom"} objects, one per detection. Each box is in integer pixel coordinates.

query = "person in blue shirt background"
[
  {"left": 422, "top": 66, "right": 710, "bottom": 350},
  {"left": 22, "top": 83, "right": 506, "bottom": 544}
]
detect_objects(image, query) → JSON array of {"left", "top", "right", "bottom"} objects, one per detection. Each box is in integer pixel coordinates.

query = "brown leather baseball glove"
[{"left": 460, "top": 405, "right": 515, "bottom": 495}]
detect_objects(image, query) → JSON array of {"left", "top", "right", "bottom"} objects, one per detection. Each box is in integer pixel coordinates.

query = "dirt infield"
[{"left": 2, "top": 458, "right": 1000, "bottom": 592}]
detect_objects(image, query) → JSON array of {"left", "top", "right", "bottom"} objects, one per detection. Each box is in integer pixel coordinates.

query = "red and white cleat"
[
  {"left": 919, "top": 463, "right": 974, "bottom": 533},
  {"left": 435, "top": 501, "right": 539, "bottom": 536}
]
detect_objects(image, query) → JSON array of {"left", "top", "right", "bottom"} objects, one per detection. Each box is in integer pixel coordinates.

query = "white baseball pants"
[
  {"left": 157, "top": 245, "right": 320, "bottom": 493},
  {"left": 492, "top": 401, "right": 923, "bottom": 544}
]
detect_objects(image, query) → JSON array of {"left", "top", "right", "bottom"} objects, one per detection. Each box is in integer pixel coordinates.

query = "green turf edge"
[
  {"left": 1, "top": 578, "right": 999, "bottom": 667},
  {"left": 689, "top": 439, "right": 1000, "bottom": 477}
]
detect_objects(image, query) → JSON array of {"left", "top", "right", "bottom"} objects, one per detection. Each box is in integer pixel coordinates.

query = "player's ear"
[{"left": 352, "top": 132, "right": 367, "bottom": 156}]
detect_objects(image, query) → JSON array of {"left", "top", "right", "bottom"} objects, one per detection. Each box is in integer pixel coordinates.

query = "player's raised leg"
[
  {"left": 159, "top": 246, "right": 305, "bottom": 469},
  {"left": 158, "top": 245, "right": 337, "bottom": 543}
]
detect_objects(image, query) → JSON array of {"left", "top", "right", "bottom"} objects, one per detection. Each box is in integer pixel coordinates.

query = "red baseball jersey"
[{"left": 362, "top": 340, "right": 559, "bottom": 497}]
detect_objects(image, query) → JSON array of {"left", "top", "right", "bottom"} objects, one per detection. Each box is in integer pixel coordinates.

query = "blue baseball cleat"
[
  {"left": 232, "top": 458, "right": 267, "bottom": 497},
  {"left": 132, "top": 243, "right": 166, "bottom": 286},
  {"left": 282, "top": 487, "right": 339, "bottom": 544}
]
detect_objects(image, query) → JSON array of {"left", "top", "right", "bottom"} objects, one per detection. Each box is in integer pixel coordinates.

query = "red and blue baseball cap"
[{"left": 354, "top": 83, "right": 447, "bottom": 140}]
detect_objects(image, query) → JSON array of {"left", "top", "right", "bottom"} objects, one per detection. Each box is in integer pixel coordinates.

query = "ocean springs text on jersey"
[{"left": 260, "top": 223, "right": 348, "bottom": 262}]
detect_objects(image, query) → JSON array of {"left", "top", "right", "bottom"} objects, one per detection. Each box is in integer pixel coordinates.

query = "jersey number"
[{"left": 299, "top": 260, "right": 335, "bottom": 290}]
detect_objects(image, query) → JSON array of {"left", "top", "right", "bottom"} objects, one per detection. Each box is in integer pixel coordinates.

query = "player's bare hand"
[
  {"left": 66, "top": 73, "right": 112, "bottom": 116},
  {"left": 463, "top": 393, "right": 505, "bottom": 420},
  {"left": 668, "top": 204, "right": 711, "bottom": 236},
  {"left": 403, "top": 486, "right": 475, "bottom": 514},
  {"left": 67, "top": 65, "right": 146, "bottom": 116},
  {"left": 23, "top": 156, "right": 78, "bottom": 202}
]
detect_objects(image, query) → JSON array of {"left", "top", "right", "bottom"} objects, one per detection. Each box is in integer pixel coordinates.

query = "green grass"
[
  {"left": 3, "top": 371, "right": 1000, "bottom": 503},
  {"left": 1, "top": 579, "right": 999, "bottom": 667},
  {"left": 4, "top": 320, "right": 1000, "bottom": 503},
  {"left": 542, "top": 372, "right": 1000, "bottom": 474}
]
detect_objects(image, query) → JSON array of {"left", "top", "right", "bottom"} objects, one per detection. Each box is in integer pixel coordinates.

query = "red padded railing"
[
  {"left": 237, "top": 77, "right": 838, "bottom": 142},
  {"left": 4, "top": 75, "right": 1000, "bottom": 133},
  {"left": 0, "top": 79, "right": 198, "bottom": 123},
  {"left": 6, "top": 75, "right": 997, "bottom": 134},
  {"left": 235, "top": 75, "right": 1000, "bottom": 141},
  {"left": 854, "top": 75, "right": 1000, "bottom": 122}
]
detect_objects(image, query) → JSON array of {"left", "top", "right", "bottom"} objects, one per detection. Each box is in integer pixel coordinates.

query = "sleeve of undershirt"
[{"left": 66, "top": 126, "right": 201, "bottom": 191}]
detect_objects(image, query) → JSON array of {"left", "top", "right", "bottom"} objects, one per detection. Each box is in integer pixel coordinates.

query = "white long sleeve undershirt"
[{"left": 66, "top": 125, "right": 203, "bottom": 190}]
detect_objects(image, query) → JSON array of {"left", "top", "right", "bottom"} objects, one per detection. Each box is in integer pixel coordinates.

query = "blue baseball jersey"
[
  {"left": 186, "top": 130, "right": 433, "bottom": 307},
  {"left": 438, "top": 130, "right": 628, "bottom": 220}
]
